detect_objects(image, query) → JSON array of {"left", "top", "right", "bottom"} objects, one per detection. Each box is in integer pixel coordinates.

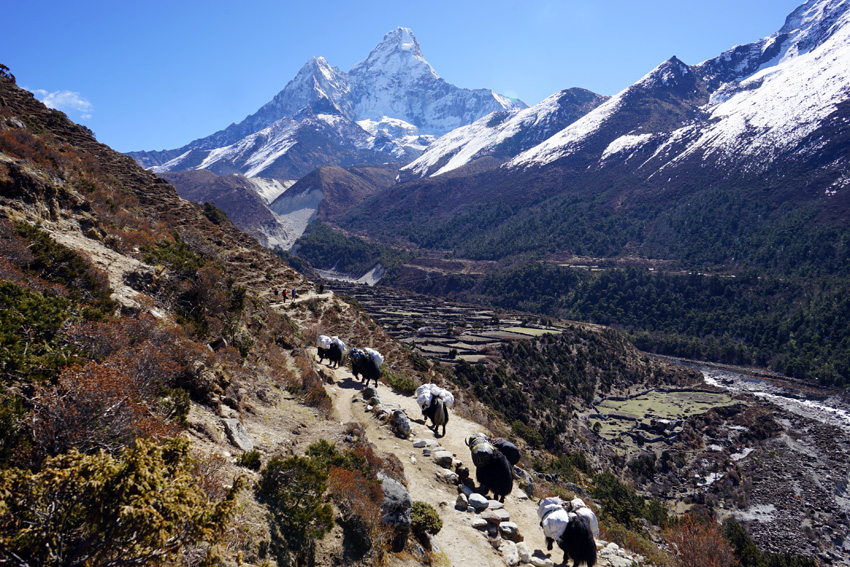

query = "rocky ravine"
[{"left": 318, "top": 351, "right": 642, "bottom": 567}]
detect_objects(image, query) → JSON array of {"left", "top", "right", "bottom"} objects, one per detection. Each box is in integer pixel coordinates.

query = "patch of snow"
[
  {"left": 508, "top": 95, "right": 623, "bottom": 169},
  {"left": 246, "top": 177, "right": 296, "bottom": 203},
  {"left": 266, "top": 186, "right": 324, "bottom": 250},
  {"left": 150, "top": 150, "right": 191, "bottom": 174},
  {"left": 601, "top": 133, "right": 655, "bottom": 162},
  {"left": 731, "top": 448, "right": 754, "bottom": 462},
  {"left": 315, "top": 264, "right": 385, "bottom": 286}
]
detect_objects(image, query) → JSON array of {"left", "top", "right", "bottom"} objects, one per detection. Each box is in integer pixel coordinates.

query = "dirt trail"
[{"left": 319, "top": 352, "right": 564, "bottom": 567}]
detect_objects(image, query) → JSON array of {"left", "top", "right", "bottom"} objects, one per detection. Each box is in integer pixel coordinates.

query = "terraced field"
[{"left": 328, "top": 280, "right": 564, "bottom": 364}]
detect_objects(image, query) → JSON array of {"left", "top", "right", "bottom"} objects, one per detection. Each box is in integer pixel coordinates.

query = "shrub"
[
  {"left": 237, "top": 450, "right": 262, "bottom": 470},
  {"left": 328, "top": 466, "right": 386, "bottom": 557},
  {"left": 592, "top": 471, "right": 647, "bottom": 530},
  {"left": 383, "top": 367, "right": 417, "bottom": 394},
  {"left": 0, "top": 438, "right": 243, "bottom": 567},
  {"left": 0, "top": 280, "right": 76, "bottom": 382},
  {"left": 28, "top": 361, "right": 181, "bottom": 460},
  {"left": 203, "top": 202, "right": 228, "bottom": 225},
  {"left": 411, "top": 501, "right": 442, "bottom": 537},
  {"left": 258, "top": 455, "right": 334, "bottom": 567},
  {"left": 512, "top": 419, "right": 544, "bottom": 449},
  {"left": 664, "top": 514, "right": 734, "bottom": 567}
]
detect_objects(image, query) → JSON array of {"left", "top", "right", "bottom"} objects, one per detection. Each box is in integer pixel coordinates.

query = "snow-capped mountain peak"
[
  {"left": 635, "top": 56, "right": 692, "bottom": 89},
  {"left": 130, "top": 27, "right": 525, "bottom": 179},
  {"left": 350, "top": 27, "right": 437, "bottom": 81}
]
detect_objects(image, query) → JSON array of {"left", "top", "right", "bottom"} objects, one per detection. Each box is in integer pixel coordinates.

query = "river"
[{"left": 683, "top": 361, "right": 850, "bottom": 434}]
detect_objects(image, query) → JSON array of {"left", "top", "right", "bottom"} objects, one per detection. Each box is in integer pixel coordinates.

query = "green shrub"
[
  {"left": 592, "top": 471, "right": 647, "bottom": 530},
  {"left": 141, "top": 237, "right": 205, "bottom": 276},
  {"left": 0, "top": 280, "right": 78, "bottom": 382},
  {"left": 411, "top": 501, "right": 442, "bottom": 537},
  {"left": 237, "top": 450, "right": 262, "bottom": 471},
  {"left": 258, "top": 455, "right": 334, "bottom": 567},
  {"left": 203, "top": 202, "right": 228, "bottom": 225},
  {"left": 511, "top": 420, "right": 544, "bottom": 449},
  {"left": 383, "top": 367, "right": 417, "bottom": 394},
  {"left": 0, "top": 438, "right": 243, "bottom": 567}
]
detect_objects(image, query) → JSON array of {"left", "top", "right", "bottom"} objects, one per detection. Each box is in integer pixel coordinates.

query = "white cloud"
[{"left": 31, "top": 89, "right": 93, "bottom": 117}]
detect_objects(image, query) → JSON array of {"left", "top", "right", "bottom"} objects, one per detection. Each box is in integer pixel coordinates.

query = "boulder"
[
  {"left": 390, "top": 409, "right": 411, "bottom": 439},
  {"left": 222, "top": 418, "right": 253, "bottom": 452},
  {"left": 500, "top": 540, "right": 520, "bottom": 566},
  {"left": 379, "top": 473, "right": 411, "bottom": 551},
  {"left": 432, "top": 450, "right": 455, "bottom": 468},
  {"left": 499, "top": 522, "right": 522, "bottom": 542},
  {"left": 471, "top": 517, "right": 489, "bottom": 530},
  {"left": 468, "top": 493, "right": 489, "bottom": 511}
]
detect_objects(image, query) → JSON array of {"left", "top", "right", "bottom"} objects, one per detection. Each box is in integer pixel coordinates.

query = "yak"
[
  {"left": 468, "top": 442, "right": 513, "bottom": 503},
  {"left": 422, "top": 396, "right": 449, "bottom": 437},
  {"left": 350, "top": 348, "right": 381, "bottom": 387},
  {"left": 539, "top": 497, "right": 597, "bottom": 567},
  {"left": 317, "top": 342, "right": 344, "bottom": 368},
  {"left": 556, "top": 515, "right": 597, "bottom": 567}
]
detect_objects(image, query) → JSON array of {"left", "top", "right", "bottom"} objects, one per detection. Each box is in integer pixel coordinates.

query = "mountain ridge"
[{"left": 128, "top": 27, "right": 526, "bottom": 178}]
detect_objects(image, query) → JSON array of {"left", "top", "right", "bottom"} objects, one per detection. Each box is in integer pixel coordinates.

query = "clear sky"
[{"left": 3, "top": 0, "right": 804, "bottom": 153}]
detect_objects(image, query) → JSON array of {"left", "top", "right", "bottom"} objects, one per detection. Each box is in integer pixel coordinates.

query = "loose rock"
[
  {"left": 499, "top": 521, "right": 522, "bottom": 542},
  {"left": 500, "top": 540, "right": 520, "bottom": 566},
  {"left": 469, "top": 493, "right": 489, "bottom": 511},
  {"left": 432, "top": 450, "right": 454, "bottom": 468},
  {"left": 456, "top": 493, "right": 469, "bottom": 510},
  {"left": 222, "top": 418, "right": 254, "bottom": 452},
  {"left": 480, "top": 509, "right": 502, "bottom": 525}
]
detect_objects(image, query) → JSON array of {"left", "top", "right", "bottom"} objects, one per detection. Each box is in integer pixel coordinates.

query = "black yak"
[
  {"left": 422, "top": 396, "right": 449, "bottom": 437},
  {"left": 557, "top": 515, "right": 597, "bottom": 567},
  {"left": 467, "top": 435, "right": 513, "bottom": 503},
  {"left": 538, "top": 497, "right": 598, "bottom": 567},
  {"left": 317, "top": 342, "right": 344, "bottom": 368},
  {"left": 350, "top": 348, "right": 381, "bottom": 387}
]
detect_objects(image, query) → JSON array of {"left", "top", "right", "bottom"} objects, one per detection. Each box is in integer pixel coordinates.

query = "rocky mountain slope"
[
  {"left": 2, "top": 65, "right": 745, "bottom": 567},
  {"left": 336, "top": 0, "right": 850, "bottom": 269},
  {"left": 128, "top": 28, "right": 526, "bottom": 179},
  {"left": 400, "top": 88, "right": 609, "bottom": 179}
]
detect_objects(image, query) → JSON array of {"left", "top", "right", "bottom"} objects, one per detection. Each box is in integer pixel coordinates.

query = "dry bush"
[
  {"left": 28, "top": 361, "right": 180, "bottom": 459},
  {"left": 663, "top": 514, "right": 734, "bottom": 567},
  {"left": 328, "top": 466, "right": 388, "bottom": 554},
  {"left": 193, "top": 450, "right": 233, "bottom": 502},
  {"left": 301, "top": 369, "right": 333, "bottom": 416}
]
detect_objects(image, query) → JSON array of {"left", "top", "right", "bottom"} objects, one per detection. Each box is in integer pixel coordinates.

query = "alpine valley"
[
  {"left": 142, "top": 0, "right": 850, "bottom": 387},
  {"left": 2, "top": 0, "right": 849, "bottom": 566}
]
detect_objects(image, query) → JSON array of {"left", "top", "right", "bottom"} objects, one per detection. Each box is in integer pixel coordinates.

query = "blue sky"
[{"left": 3, "top": 0, "right": 803, "bottom": 153}]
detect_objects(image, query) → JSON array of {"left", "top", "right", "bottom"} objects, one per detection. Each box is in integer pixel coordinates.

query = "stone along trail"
[{"left": 319, "top": 352, "right": 636, "bottom": 567}]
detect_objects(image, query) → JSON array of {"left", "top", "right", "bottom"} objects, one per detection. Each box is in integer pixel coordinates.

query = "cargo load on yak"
[
  {"left": 415, "top": 384, "right": 455, "bottom": 410},
  {"left": 466, "top": 433, "right": 496, "bottom": 468},
  {"left": 317, "top": 335, "right": 332, "bottom": 349},
  {"left": 569, "top": 498, "right": 599, "bottom": 536},
  {"left": 364, "top": 347, "right": 383, "bottom": 366},
  {"left": 492, "top": 438, "right": 521, "bottom": 466},
  {"left": 331, "top": 336, "right": 346, "bottom": 352},
  {"left": 538, "top": 496, "right": 571, "bottom": 542}
]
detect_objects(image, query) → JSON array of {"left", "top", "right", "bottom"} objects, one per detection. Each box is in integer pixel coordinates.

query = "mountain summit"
[{"left": 129, "top": 27, "right": 526, "bottom": 179}]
